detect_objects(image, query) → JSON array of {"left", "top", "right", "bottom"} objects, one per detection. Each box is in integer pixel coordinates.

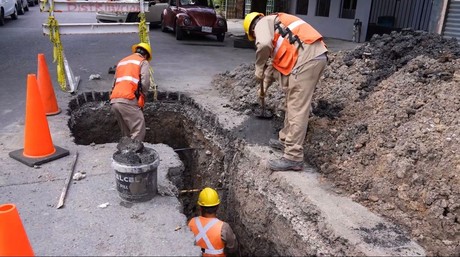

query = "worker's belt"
[
  {"left": 201, "top": 248, "right": 224, "bottom": 255},
  {"left": 312, "top": 53, "right": 328, "bottom": 60}
]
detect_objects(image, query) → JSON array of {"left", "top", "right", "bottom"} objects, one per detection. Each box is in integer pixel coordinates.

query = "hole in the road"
[{"left": 67, "top": 91, "right": 256, "bottom": 256}]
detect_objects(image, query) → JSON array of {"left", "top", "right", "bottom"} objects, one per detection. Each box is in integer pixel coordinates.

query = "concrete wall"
[{"left": 288, "top": 0, "right": 372, "bottom": 42}]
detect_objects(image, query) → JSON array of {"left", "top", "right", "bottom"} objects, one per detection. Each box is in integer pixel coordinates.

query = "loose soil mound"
[{"left": 212, "top": 30, "right": 460, "bottom": 256}]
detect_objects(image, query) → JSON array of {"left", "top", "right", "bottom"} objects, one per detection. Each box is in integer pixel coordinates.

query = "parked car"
[
  {"left": 26, "top": 0, "right": 38, "bottom": 7},
  {"left": 16, "top": 0, "right": 28, "bottom": 15},
  {"left": 160, "top": 0, "right": 227, "bottom": 41},
  {"left": 0, "top": 0, "right": 18, "bottom": 26},
  {"left": 96, "top": 0, "right": 168, "bottom": 26}
]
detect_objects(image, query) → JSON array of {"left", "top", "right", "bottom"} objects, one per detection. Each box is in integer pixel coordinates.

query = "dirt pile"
[
  {"left": 211, "top": 30, "right": 460, "bottom": 256},
  {"left": 113, "top": 137, "right": 158, "bottom": 165}
]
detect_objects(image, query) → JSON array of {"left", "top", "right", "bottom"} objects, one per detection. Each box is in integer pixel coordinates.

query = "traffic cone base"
[
  {"left": 0, "top": 203, "right": 34, "bottom": 256},
  {"left": 8, "top": 74, "right": 69, "bottom": 167},
  {"left": 9, "top": 146, "right": 69, "bottom": 167},
  {"left": 46, "top": 108, "right": 61, "bottom": 116}
]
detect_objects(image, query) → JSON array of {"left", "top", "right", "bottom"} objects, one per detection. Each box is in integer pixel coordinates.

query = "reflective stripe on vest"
[
  {"left": 110, "top": 54, "right": 144, "bottom": 103},
  {"left": 273, "top": 19, "right": 305, "bottom": 57},
  {"left": 271, "top": 13, "right": 323, "bottom": 75},
  {"left": 115, "top": 76, "right": 140, "bottom": 84},
  {"left": 194, "top": 217, "right": 224, "bottom": 255}
]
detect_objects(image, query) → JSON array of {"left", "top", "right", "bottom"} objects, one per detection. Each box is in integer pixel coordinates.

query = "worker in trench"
[
  {"left": 243, "top": 12, "right": 328, "bottom": 171},
  {"left": 110, "top": 43, "right": 151, "bottom": 141},
  {"left": 188, "top": 187, "right": 239, "bottom": 256}
]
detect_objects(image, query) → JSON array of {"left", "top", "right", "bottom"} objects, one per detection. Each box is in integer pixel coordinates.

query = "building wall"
[{"left": 288, "top": 0, "right": 372, "bottom": 42}]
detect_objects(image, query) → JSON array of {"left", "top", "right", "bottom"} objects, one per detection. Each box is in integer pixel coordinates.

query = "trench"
[
  {"left": 67, "top": 91, "right": 426, "bottom": 256},
  {"left": 67, "top": 91, "right": 271, "bottom": 256}
]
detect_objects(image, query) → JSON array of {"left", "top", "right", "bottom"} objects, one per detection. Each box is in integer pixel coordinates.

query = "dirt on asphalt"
[{"left": 211, "top": 30, "right": 460, "bottom": 256}]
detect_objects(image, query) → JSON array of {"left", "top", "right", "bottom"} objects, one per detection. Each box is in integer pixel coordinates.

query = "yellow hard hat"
[
  {"left": 243, "top": 12, "right": 264, "bottom": 41},
  {"left": 132, "top": 42, "right": 152, "bottom": 61},
  {"left": 197, "top": 187, "right": 220, "bottom": 207}
]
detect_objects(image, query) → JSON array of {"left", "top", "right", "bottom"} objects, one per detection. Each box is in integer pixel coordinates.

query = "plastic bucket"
[{"left": 111, "top": 148, "right": 160, "bottom": 202}]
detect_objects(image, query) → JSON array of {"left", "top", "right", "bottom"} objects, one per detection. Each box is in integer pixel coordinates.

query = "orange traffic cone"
[
  {"left": 9, "top": 74, "right": 69, "bottom": 167},
  {"left": 37, "top": 53, "right": 61, "bottom": 116},
  {"left": 0, "top": 203, "right": 34, "bottom": 256}
]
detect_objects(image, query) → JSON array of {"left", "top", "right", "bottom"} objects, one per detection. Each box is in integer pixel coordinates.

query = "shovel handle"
[{"left": 259, "top": 81, "right": 265, "bottom": 110}]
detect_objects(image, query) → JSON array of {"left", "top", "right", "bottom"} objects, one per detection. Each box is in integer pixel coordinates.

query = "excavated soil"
[{"left": 212, "top": 30, "right": 460, "bottom": 256}]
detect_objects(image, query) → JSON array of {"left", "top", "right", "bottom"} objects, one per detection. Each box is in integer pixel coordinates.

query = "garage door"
[{"left": 443, "top": 0, "right": 460, "bottom": 40}]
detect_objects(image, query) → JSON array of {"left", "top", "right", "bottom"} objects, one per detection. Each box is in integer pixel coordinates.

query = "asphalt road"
[
  {"left": 0, "top": 7, "right": 255, "bottom": 133},
  {"left": 0, "top": 7, "right": 254, "bottom": 256}
]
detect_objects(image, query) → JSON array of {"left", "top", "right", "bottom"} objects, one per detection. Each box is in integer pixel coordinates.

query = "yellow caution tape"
[
  {"left": 47, "top": 16, "right": 67, "bottom": 91},
  {"left": 138, "top": 12, "right": 157, "bottom": 101}
]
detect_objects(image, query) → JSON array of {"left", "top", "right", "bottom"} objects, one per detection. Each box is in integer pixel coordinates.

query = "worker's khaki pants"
[
  {"left": 110, "top": 102, "right": 146, "bottom": 141},
  {"left": 276, "top": 59, "right": 327, "bottom": 162}
]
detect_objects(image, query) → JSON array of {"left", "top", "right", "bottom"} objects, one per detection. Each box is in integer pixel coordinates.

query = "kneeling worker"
[
  {"left": 110, "top": 42, "right": 152, "bottom": 141},
  {"left": 188, "top": 187, "right": 238, "bottom": 256}
]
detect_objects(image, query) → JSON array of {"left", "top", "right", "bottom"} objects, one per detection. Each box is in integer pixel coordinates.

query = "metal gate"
[
  {"left": 443, "top": 0, "right": 460, "bottom": 40},
  {"left": 369, "top": 0, "right": 433, "bottom": 30}
]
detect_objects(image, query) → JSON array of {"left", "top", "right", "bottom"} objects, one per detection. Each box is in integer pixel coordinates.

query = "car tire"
[
  {"left": 11, "top": 7, "right": 18, "bottom": 20},
  {"left": 0, "top": 10, "right": 5, "bottom": 26},
  {"left": 175, "top": 24, "right": 183, "bottom": 40},
  {"left": 28, "top": 1, "right": 34, "bottom": 7},
  {"left": 216, "top": 33, "right": 225, "bottom": 42},
  {"left": 24, "top": 3, "right": 29, "bottom": 12},
  {"left": 17, "top": 2, "right": 25, "bottom": 15},
  {"left": 126, "top": 12, "right": 140, "bottom": 22}
]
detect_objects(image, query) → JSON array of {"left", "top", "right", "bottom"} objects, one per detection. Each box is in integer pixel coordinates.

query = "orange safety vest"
[
  {"left": 271, "top": 13, "right": 324, "bottom": 75},
  {"left": 110, "top": 53, "right": 145, "bottom": 108},
  {"left": 188, "top": 217, "right": 225, "bottom": 257}
]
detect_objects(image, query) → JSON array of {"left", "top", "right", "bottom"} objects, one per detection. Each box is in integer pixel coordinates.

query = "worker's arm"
[
  {"left": 140, "top": 60, "right": 151, "bottom": 96},
  {"left": 221, "top": 222, "right": 238, "bottom": 255},
  {"left": 254, "top": 16, "right": 275, "bottom": 80}
]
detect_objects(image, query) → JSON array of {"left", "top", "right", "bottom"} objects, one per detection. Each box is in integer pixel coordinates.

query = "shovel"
[{"left": 255, "top": 81, "right": 274, "bottom": 119}]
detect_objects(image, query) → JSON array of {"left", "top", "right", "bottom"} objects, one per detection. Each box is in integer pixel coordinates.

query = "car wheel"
[
  {"left": 24, "top": 2, "right": 29, "bottom": 12},
  {"left": 28, "top": 1, "right": 34, "bottom": 7},
  {"left": 0, "top": 10, "right": 5, "bottom": 26},
  {"left": 17, "top": 2, "right": 25, "bottom": 15},
  {"left": 11, "top": 7, "right": 18, "bottom": 20},
  {"left": 126, "top": 12, "right": 140, "bottom": 22},
  {"left": 216, "top": 33, "right": 225, "bottom": 42},
  {"left": 175, "top": 24, "right": 183, "bottom": 40}
]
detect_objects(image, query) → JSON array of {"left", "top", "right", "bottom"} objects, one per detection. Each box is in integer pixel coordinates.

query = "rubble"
[{"left": 211, "top": 30, "right": 460, "bottom": 256}]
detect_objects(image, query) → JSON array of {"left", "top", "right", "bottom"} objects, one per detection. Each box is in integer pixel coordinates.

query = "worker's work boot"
[
  {"left": 269, "top": 139, "right": 284, "bottom": 151},
  {"left": 268, "top": 157, "right": 304, "bottom": 171}
]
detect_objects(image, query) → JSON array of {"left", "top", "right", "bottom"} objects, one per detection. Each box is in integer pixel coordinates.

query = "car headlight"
[
  {"left": 217, "top": 19, "right": 225, "bottom": 27},
  {"left": 184, "top": 17, "right": 191, "bottom": 26}
]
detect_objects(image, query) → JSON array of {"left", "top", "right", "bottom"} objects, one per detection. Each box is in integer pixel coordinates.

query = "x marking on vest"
[{"left": 195, "top": 217, "right": 219, "bottom": 252}]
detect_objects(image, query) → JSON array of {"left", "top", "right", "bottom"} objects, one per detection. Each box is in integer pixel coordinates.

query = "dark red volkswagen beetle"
[{"left": 160, "top": 0, "right": 227, "bottom": 41}]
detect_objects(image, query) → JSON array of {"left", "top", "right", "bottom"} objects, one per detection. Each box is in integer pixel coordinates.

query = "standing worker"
[
  {"left": 243, "top": 12, "right": 328, "bottom": 171},
  {"left": 110, "top": 43, "right": 152, "bottom": 141},
  {"left": 188, "top": 187, "right": 238, "bottom": 256}
]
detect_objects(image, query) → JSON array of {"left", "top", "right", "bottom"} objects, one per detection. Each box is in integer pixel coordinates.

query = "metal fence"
[{"left": 369, "top": 0, "right": 433, "bottom": 30}]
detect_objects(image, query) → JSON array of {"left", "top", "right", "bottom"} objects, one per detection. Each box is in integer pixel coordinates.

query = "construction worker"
[
  {"left": 188, "top": 187, "right": 238, "bottom": 256},
  {"left": 110, "top": 43, "right": 151, "bottom": 141},
  {"left": 243, "top": 12, "right": 328, "bottom": 171}
]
